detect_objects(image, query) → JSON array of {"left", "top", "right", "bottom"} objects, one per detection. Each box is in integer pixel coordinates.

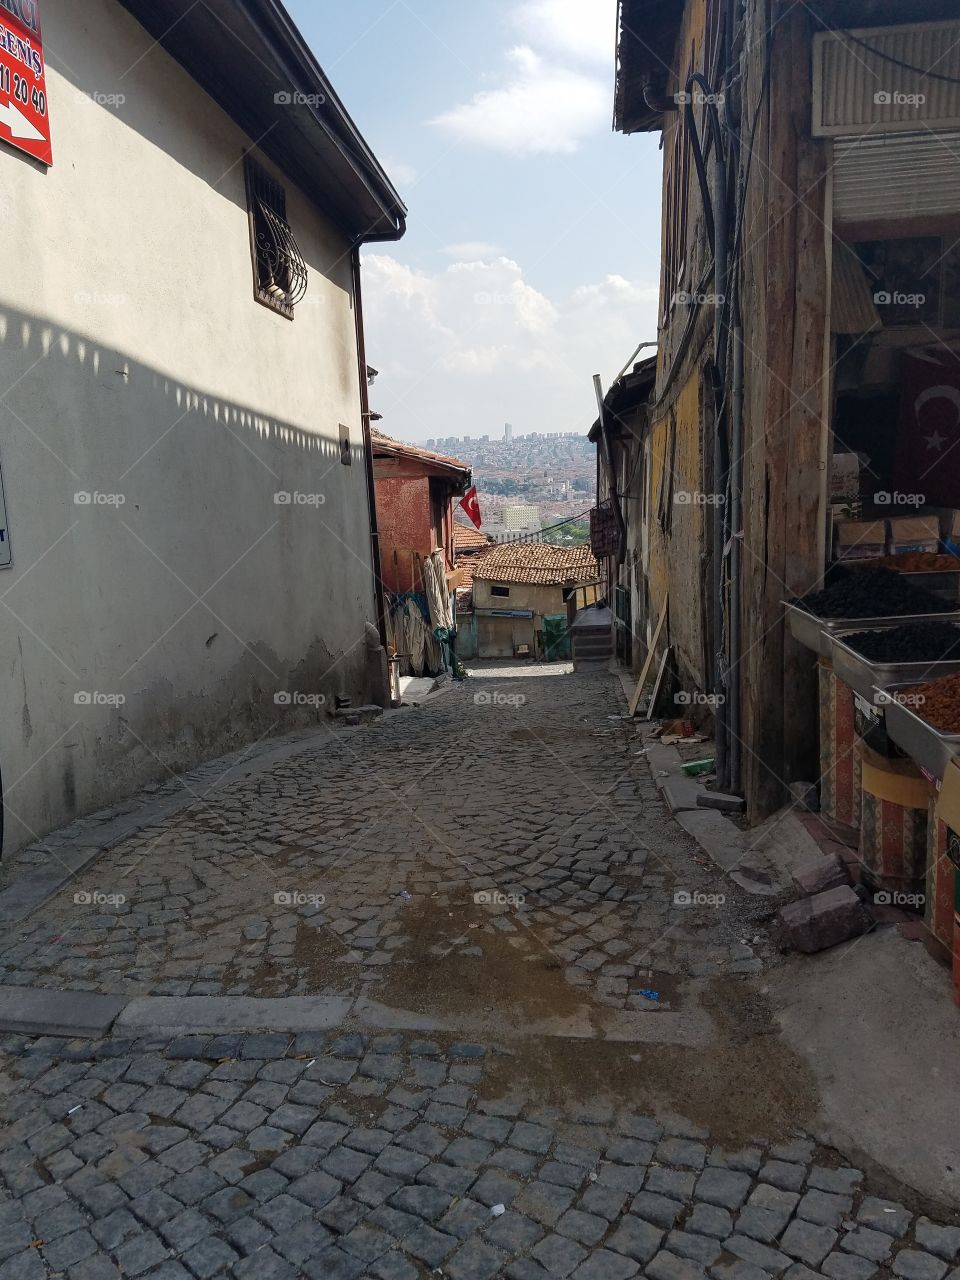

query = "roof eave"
[
  {"left": 117, "top": 0, "right": 407, "bottom": 240},
  {"left": 615, "top": 0, "right": 684, "bottom": 134}
]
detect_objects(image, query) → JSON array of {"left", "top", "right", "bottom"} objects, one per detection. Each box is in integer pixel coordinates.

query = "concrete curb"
[
  {"left": 0, "top": 986, "right": 125, "bottom": 1038},
  {"left": 116, "top": 995, "right": 356, "bottom": 1037},
  {"left": 0, "top": 985, "right": 715, "bottom": 1047}
]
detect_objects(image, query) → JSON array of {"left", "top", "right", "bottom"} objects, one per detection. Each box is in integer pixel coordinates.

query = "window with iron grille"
[{"left": 244, "top": 156, "right": 309, "bottom": 319}]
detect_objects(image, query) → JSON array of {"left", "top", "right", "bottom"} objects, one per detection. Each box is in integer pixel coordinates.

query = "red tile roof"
[
  {"left": 471, "top": 542, "right": 600, "bottom": 586},
  {"left": 454, "top": 523, "right": 493, "bottom": 552},
  {"left": 370, "top": 429, "right": 470, "bottom": 477}
]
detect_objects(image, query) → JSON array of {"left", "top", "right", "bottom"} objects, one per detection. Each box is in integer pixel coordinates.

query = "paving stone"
[
  {"left": 445, "top": 1238, "right": 509, "bottom": 1280},
  {"left": 580, "top": 1184, "right": 629, "bottom": 1221},
  {"left": 181, "top": 1235, "right": 239, "bottom": 1278},
  {"left": 532, "top": 1232, "right": 589, "bottom": 1277},
  {"left": 656, "top": 1139, "right": 707, "bottom": 1170},
  {"left": 40, "top": 1230, "right": 98, "bottom": 1271},
  {"left": 158, "top": 1209, "right": 212, "bottom": 1252},
  {"left": 646, "top": 1249, "right": 709, "bottom": 1280},
  {"left": 841, "top": 1229, "right": 894, "bottom": 1263},
  {"left": 419, "top": 1162, "right": 477, "bottom": 1196},
  {"left": 784, "top": 1266, "right": 821, "bottom": 1280},
  {"left": 916, "top": 1221, "right": 960, "bottom": 1264},
  {"left": 724, "top": 1233, "right": 793, "bottom": 1273},
  {"left": 808, "top": 1167, "right": 863, "bottom": 1195},
  {"left": 390, "top": 1183, "right": 453, "bottom": 1222},
  {"left": 667, "top": 1231, "right": 723, "bottom": 1266},
  {"left": 543, "top": 1161, "right": 590, "bottom": 1189},
  {"left": 759, "top": 1160, "right": 806, "bottom": 1192},
  {"left": 606, "top": 1138, "right": 655, "bottom": 1166},
  {"left": 404, "top": 1223, "right": 458, "bottom": 1267},
  {"left": 69, "top": 1256, "right": 126, "bottom": 1280},
  {"left": 821, "top": 1251, "right": 878, "bottom": 1280},
  {"left": 471, "top": 1170, "right": 522, "bottom": 1208},
  {"left": 686, "top": 1204, "right": 734, "bottom": 1239},
  {"left": 234, "top": 1246, "right": 297, "bottom": 1279},
  {"left": 570, "top": 1250, "right": 641, "bottom": 1279},
  {"left": 323, "top": 1145, "right": 374, "bottom": 1182},
  {"left": 710, "top": 1263, "right": 770, "bottom": 1280},
  {"left": 484, "top": 1210, "right": 545, "bottom": 1252},
  {"left": 0, "top": 1251, "right": 46, "bottom": 1280},
  {"left": 646, "top": 1168, "right": 697, "bottom": 1200},
  {"left": 695, "top": 1168, "right": 752, "bottom": 1210},
  {"left": 797, "top": 1189, "right": 852, "bottom": 1228},
  {"left": 114, "top": 1231, "right": 170, "bottom": 1276},
  {"left": 516, "top": 1181, "right": 577, "bottom": 1226},
  {"left": 894, "top": 1252, "right": 950, "bottom": 1280},
  {"left": 557, "top": 1208, "right": 609, "bottom": 1246},
  {"left": 708, "top": 1148, "right": 763, "bottom": 1174},
  {"left": 630, "top": 1191, "right": 685, "bottom": 1230},
  {"left": 857, "top": 1197, "right": 912, "bottom": 1239},
  {"left": 369, "top": 1252, "right": 420, "bottom": 1280},
  {"left": 780, "top": 1219, "right": 839, "bottom": 1265}
]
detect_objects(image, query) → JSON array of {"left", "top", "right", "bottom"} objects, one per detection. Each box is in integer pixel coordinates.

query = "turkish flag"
[
  {"left": 894, "top": 353, "right": 960, "bottom": 506},
  {"left": 459, "top": 485, "right": 482, "bottom": 529}
]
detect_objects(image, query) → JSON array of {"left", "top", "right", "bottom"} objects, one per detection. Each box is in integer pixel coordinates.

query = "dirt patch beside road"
[{"left": 477, "top": 975, "right": 819, "bottom": 1147}]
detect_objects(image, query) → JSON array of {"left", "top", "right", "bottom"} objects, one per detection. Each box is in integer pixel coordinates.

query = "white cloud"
[
  {"left": 384, "top": 159, "right": 418, "bottom": 188},
  {"left": 513, "top": 0, "right": 616, "bottom": 65},
  {"left": 361, "top": 252, "right": 658, "bottom": 440},
  {"left": 442, "top": 241, "right": 505, "bottom": 260},
  {"left": 430, "top": 45, "right": 608, "bottom": 156}
]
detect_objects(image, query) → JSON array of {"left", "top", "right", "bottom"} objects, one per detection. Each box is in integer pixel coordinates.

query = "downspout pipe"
[
  {"left": 351, "top": 246, "right": 389, "bottom": 652},
  {"left": 350, "top": 214, "right": 407, "bottom": 652},
  {"left": 683, "top": 70, "right": 730, "bottom": 788},
  {"left": 593, "top": 374, "right": 627, "bottom": 568},
  {"left": 729, "top": 316, "right": 744, "bottom": 795}
]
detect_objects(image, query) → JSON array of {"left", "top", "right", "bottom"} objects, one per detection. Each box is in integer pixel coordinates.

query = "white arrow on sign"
[{"left": 0, "top": 99, "right": 44, "bottom": 141}]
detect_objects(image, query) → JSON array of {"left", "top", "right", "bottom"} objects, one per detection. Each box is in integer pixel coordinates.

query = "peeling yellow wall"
[{"left": 645, "top": 370, "right": 708, "bottom": 688}]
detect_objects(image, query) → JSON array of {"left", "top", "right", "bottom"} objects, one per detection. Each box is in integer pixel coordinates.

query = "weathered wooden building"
[{"left": 614, "top": 0, "right": 960, "bottom": 819}]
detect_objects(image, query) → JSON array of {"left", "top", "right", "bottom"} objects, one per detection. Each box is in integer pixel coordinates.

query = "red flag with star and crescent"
[
  {"left": 894, "top": 353, "right": 960, "bottom": 506},
  {"left": 459, "top": 485, "right": 483, "bottom": 530}
]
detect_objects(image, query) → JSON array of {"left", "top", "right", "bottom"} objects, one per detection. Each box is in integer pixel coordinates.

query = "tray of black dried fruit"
[
  {"left": 831, "top": 620, "right": 960, "bottom": 699},
  {"left": 784, "top": 568, "right": 954, "bottom": 657}
]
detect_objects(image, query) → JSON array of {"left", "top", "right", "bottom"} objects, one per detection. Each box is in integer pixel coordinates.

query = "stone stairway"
[{"left": 570, "top": 605, "right": 614, "bottom": 672}]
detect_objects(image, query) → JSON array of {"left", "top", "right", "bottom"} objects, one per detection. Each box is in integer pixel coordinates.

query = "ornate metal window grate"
[{"left": 244, "top": 156, "right": 308, "bottom": 318}]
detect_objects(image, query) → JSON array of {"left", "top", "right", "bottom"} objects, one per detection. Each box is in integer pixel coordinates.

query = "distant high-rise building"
[{"left": 504, "top": 423, "right": 513, "bottom": 444}]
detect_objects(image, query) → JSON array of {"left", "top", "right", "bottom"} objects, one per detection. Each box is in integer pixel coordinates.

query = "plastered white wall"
[{"left": 0, "top": 0, "right": 382, "bottom": 851}]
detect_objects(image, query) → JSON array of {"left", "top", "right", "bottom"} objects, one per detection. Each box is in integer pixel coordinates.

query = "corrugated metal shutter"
[
  {"left": 833, "top": 132, "right": 960, "bottom": 224},
  {"left": 813, "top": 21, "right": 960, "bottom": 137}
]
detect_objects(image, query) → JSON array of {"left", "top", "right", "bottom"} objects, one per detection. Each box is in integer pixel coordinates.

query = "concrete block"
[
  {"left": 0, "top": 986, "right": 124, "bottom": 1037},
  {"left": 779, "top": 886, "right": 870, "bottom": 954},
  {"left": 696, "top": 793, "right": 745, "bottom": 814},
  {"left": 792, "top": 852, "right": 850, "bottom": 899}
]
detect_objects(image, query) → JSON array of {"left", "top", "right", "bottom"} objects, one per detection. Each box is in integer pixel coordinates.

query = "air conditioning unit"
[{"left": 812, "top": 20, "right": 960, "bottom": 138}]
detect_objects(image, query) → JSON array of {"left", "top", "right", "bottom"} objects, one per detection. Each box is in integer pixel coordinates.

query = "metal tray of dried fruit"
[
  {"left": 879, "top": 683, "right": 960, "bottom": 780},
  {"left": 844, "top": 561, "right": 960, "bottom": 603},
  {"left": 829, "top": 618, "right": 960, "bottom": 700},
  {"left": 783, "top": 602, "right": 958, "bottom": 659}
]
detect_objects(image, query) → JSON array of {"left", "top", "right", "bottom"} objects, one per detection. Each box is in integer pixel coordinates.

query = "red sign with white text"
[{"left": 0, "top": 0, "right": 51, "bottom": 165}]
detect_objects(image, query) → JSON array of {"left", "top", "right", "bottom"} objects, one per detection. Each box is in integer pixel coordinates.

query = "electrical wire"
[{"left": 841, "top": 30, "right": 960, "bottom": 86}]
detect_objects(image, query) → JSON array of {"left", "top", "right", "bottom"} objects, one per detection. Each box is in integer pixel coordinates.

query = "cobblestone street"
[{"left": 0, "top": 666, "right": 957, "bottom": 1279}]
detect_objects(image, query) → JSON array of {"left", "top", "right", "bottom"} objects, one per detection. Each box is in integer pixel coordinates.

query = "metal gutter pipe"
[{"left": 351, "top": 247, "right": 389, "bottom": 651}]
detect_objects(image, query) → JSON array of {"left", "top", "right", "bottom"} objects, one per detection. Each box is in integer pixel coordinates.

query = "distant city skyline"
[{"left": 286, "top": 0, "right": 662, "bottom": 444}]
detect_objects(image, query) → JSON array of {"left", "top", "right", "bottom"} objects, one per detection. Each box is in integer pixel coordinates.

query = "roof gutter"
[{"left": 235, "top": 0, "right": 407, "bottom": 235}]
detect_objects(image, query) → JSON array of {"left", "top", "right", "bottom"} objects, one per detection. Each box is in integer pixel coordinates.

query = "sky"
[{"left": 286, "top": 0, "right": 664, "bottom": 443}]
